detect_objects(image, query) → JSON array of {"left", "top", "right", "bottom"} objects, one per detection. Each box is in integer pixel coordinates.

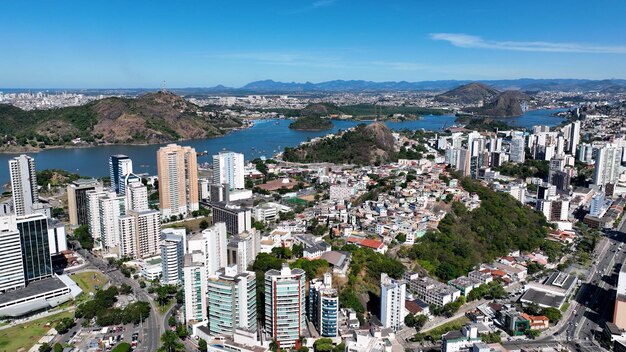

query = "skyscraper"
[
  {"left": 87, "top": 191, "right": 126, "bottom": 249},
  {"left": 67, "top": 179, "right": 102, "bottom": 226},
  {"left": 109, "top": 155, "right": 140, "bottom": 195},
  {"left": 125, "top": 181, "right": 149, "bottom": 212},
  {"left": 187, "top": 222, "right": 228, "bottom": 278},
  {"left": 509, "top": 134, "right": 526, "bottom": 164},
  {"left": 593, "top": 144, "right": 623, "bottom": 186},
  {"left": 16, "top": 213, "right": 52, "bottom": 282},
  {"left": 308, "top": 273, "right": 338, "bottom": 337},
  {"left": 380, "top": 272, "right": 407, "bottom": 331},
  {"left": 118, "top": 210, "right": 161, "bottom": 259},
  {"left": 160, "top": 228, "right": 186, "bottom": 285},
  {"left": 207, "top": 265, "right": 257, "bottom": 335},
  {"left": 0, "top": 214, "right": 25, "bottom": 292},
  {"left": 227, "top": 229, "right": 260, "bottom": 273},
  {"left": 156, "top": 144, "right": 199, "bottom": 218},
  {"left": 9, "top": 155, "right": 39, "bottom": 217},
  {"left": 213, "top": 151, "right": 245, "bottom": 190},
  {"left": 183, "top": 252, "right": 208, "bottom": 325},
  {"left": 265, "top": 263, "right": 306, "bottom": 349},
  {"left": 567, "top": 121, "right": 581, "bottom": 155}
]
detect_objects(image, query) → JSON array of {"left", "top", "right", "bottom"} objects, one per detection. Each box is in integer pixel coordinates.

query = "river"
[{"left": 0, "top": 109, "right": 565, "bottom": 185}]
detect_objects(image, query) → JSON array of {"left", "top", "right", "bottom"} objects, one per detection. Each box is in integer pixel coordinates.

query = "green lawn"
[
  {"left": 418, "top": 316, "right": 471, "bottom": 340},
  {"left": 162, "top": 216, "right": 212, "bottom": 232},
  {"left": 70, "top": 270, "right": 108, "bottom": 294},
  {"left": 0, "top": 310, "right": 74, "bottom": 351}
]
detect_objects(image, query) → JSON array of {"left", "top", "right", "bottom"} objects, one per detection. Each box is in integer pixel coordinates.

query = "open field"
[
  {"left": 162, "top": 216, "right": 212, "bottom": 233},
  {"left": 70, "top": 270, "right": 109, "bottom": 294},
  {"left": 0, "top": 310, "right": 74, "bottom": 351}
]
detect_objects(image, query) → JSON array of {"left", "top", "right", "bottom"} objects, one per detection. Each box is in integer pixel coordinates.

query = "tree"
[
  {"left": 39, "top": 343, "right": 51, "bottom": 352},
  {"left": 53, "top": 343, "right": 64, "bottom": 352},
  {"left": 73, "top": 225, "right": 94, "bottom": 250},
  {"left": 481, "top": 332, "right": 501, "bottom": 343},
  {"left": 313, "top": 338, "right": 334, "bottom": 352},
  {"left": 269, "top": 340, "right": 279, "bottom": 352},
  {"left": 199, "top": 219, "right": 209, "bottom": 230},
  {"left": 158, "top": 330, "right": 184, "bottom": 352},
  {"left": 55, "top": 317, "right": 75, "bottom": 334},
  {"left": 112, "top": 343, "right": 132, "bottom": 352},
  {"left": 176, "top": 324, "right": 188, "bottom": 339},
  {"left": 168, "top": 315, "right": 176, "bottom": 326},
  {"left": 198, "top": 339, "right": 208, "bottom": 352},
  {"left": 541, "top": 307, "right": 562, "bottom": 323},
  {"left": 525, "top": 329, "right": 541, "bottom": 339}
]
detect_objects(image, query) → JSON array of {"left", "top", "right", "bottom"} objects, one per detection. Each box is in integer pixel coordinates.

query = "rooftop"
[{"left": 0, "top": 276, "right": 67, "bottom": 305}]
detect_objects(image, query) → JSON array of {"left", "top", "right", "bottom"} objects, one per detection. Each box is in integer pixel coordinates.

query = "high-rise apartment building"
[
  {"left": 119, "top": 210, "right": 161, "bottom": 259},
  {"left": 593, "top": 144, "right": 622, "bottom": 186},
  {"left": 207, "top": 265, "right": 257, "bottom": 335},
  {"left": 156, "top": 144, "right": 199, "bottom": 218},
  {"left": 126, "top": 181, "right": 149, "bottom": 212},
  {"left": 87, "top": 191, "right": 126, "bottom": 249},
  {"left": 109, "top": 154, "right": 140, "bottom": 195},
  {"left": 16, "top": 213, "right": 52, "bottom": 282},
  {"left": 0, "top": 214, "right": 25, "bottom": 292},
  {"left": 213, "top": 151, "right": 245, "bottom": 190},
  {"left": 265, "top": 263, "right": 306, "bottom": 349},
  {"left": 227, "top": 230, "right": 260, "bottom": 273},
  {"left": 67, "top": 179, "right": 102, "bottom": 226},
  {"left": 9, "top": 155, "right": 40, "bottom": 217},
  {"left": 509, "top": 134, "right": 526, "bottom": 164},
  {"left": 187, "top": 222, "right": 228, "bottom": 278},
  {"left": 183, "top": 252, "right": 208, "bottom": 325},
  {"left": 160, "top": 228, "right": 186, "bottom": 285},
  {"left": 308, "top": 273, "right": 339, "bottom": 337},
  {"left": 210, "top": 202, "right": 251, "bottom": 235},
  {"left": 380, "top": 273, "right": 407, "bottom": 331}
]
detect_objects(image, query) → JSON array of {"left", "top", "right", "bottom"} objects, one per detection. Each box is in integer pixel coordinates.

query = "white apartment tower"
[
  {"left": 213, "top": 151, "right": 245, "bottom": 190},
  {"left": 380, "top": 273, "right": 407, "bottom": 331},
  {"left": 9, "top": 155, "right": 39, "bottom": 217},
  {"left": 509, "top": 134, "right": 526, "bottom": 164},
  {"left": 187, "top": 222, "right": 228, "bottom": 278},
  {"left": 0, "top": 215, "right": 25, "bottom": 292},
  {"left": 593, "top": 144, "right": 623, "bottom": 186},
  {"left": 126, "top": 181, "right": 149, "bottom": 212},
  {"left": 183, "top": 252, "right": 208, "bottom": 325},
  {"left": 119, "top": 210, "right": 161, "bottom": 258},
  {"left": 87, "top": 191, "right": 126, "bottom": 249},
  {"left": 160, "top": 228, "right": 186, "bottom": 285}
]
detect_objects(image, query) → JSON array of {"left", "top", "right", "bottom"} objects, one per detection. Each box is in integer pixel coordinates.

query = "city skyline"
[{"left": 2, "top": 1, "right": 626, "bottom": 88}]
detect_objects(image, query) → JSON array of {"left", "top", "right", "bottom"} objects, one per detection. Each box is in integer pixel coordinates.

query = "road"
[
  {"left": 546, "top": 229, "right": 626, "bottom": 351},
  {"left": 78, "top": 247, "right": 163, "bottom": 352}
]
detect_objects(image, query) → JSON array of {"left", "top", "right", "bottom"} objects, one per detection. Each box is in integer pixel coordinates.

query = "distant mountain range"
[
  {"left": 4, "top": 78, "right": 626, "bottom": 95},
  {"left": 173, "top": 78, "right": 626, "bottom": 94}
]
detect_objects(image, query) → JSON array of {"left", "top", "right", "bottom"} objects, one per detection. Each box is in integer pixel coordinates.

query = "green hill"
[
  {"left": 401, "top": 177, "right": 551, "bottom": 280},
  {"left": 289, "top": 116, "right": 334, "bottom": 131},
  {"left": 0, "top": 91, "right": 242, "bottom": 151},
  {"left": 283, "top": 122, "right": 397, "bottom": 165}
]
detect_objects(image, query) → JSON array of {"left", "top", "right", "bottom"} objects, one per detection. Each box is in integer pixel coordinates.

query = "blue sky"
[{"left": 2, "top": 0, "right": 626, "bottom": 88}]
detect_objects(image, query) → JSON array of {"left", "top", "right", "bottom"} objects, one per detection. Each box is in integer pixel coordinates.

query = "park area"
[{"left": 0, "top": 310, "right": 74, "bottom": 351}]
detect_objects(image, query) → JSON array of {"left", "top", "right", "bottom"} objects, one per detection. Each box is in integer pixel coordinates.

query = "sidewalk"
[{"left": 0, "top": 307, "right": 75, "bottom": 331}]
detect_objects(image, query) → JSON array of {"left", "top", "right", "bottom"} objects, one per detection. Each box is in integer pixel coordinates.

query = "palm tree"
[
  {"left": 158, "top": 330, "right": 184, "bottom": 352},
  {"left": 269, "top": 339, "right": 279, "bottom": 352}
]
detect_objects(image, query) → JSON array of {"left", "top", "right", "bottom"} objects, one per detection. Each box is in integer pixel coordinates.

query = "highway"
[{"left": 546, "top": 227, "right": 626, "bottom": 351}]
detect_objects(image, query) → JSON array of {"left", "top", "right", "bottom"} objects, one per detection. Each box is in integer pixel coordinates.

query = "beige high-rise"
[{"left": 156, "top": 144, "right": 199, "bottom": 218}]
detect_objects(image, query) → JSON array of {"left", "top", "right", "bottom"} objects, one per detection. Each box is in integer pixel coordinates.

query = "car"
[{"left": 575, "top": 323, "right": 579, "bottom": 327}]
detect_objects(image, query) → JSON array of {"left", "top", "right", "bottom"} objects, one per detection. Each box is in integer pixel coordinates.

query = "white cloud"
[{"left": 431, "top": 33, "right": 626, "bottom": 54}]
